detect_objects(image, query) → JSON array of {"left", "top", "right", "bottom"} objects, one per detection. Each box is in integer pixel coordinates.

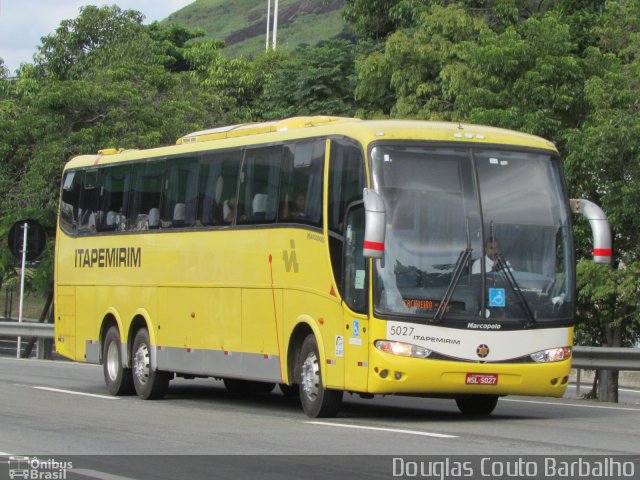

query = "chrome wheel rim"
[
  {"left": 106, "top": 341, "right": 120, "bottom": 382},
  {"left": 133, "top": 343, "right": 150, "bottom": 385},
  {"left": 301, "top": 351, "right": 320, "bottom": 401}
]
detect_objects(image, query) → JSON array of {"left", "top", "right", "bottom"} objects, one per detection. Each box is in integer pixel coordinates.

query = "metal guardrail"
[
  {"left": 572, "top": 346, "right": 640, "bottom": 371},
  {"left": 0, "top": 321, "right": 54, "bottom": 338}
]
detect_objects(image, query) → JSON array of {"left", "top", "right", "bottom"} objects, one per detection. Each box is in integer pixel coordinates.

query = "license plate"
[{"left": 465, "top": 373, "right": 498, "bottom": 385}]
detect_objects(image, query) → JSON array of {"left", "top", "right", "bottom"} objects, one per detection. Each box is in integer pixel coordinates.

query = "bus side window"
[
  {"left": 162, "top": 156, "right": 199, "bottom": 228},
  {"left": 328, "top": 139, "right": 366, "bottom": 296},
  {"left": 279, "top": 140, "right": 324, "bottom": 226},
  {"left": 127, "top": 160, "right": 164, "bottom": 231},
  {"left": 77, "top": 169, "right": 100, "bottom": 234},
  {"left": 198, "top": 150, "right": 242, "bottom": 226},
  {"left": 97, "top": 165, "right": 132, "bottom": 232},
  {"left": 328, "top": 140, "right": 366, "bottom": 233},
  {"left": 237, "top": 146, "right": 282, "bottom": 225},
  {"left": 343, "top": 202, "right": 368, "bottom": 314},
  {"left": 60, "top": 171, "right": 82, "bottom": 234}
]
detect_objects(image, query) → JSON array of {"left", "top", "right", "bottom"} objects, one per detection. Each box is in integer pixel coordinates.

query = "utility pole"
[
  {"left": 272, "top": 0, "right": 279, "bottom": 50},
  {"left": 265, "top": 0, "right": 279, "bottom": 50},
  {"left": 265, "top": 0, "right": 271, "bottom": 50}
]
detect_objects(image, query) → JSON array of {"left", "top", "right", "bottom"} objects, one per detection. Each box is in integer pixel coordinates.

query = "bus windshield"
[{"left": 370, "top": 144, "right": 573, "bottom": 325}]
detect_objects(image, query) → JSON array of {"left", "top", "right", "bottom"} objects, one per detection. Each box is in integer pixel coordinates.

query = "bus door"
[
  {"left": 342, "top": 201, "right": 369, "bottom": 392},
  {"left": 327, "top": 138, "right": 369, "bottom": 392}
]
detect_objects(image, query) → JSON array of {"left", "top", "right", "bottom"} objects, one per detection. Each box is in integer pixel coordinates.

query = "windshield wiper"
[
  {"left": 494, "top": 253, "right": 536, "bottom": 328},
  {"left": 433, "top": 248, "right": 472, "bottom": 322}
]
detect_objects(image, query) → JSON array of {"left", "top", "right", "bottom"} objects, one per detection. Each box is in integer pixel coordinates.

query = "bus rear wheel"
[
  {"left": 131, "top": 328, "right": 169, "bottom": 400},
  {"left": 455, "top": 394, "right": 499, "bottom": 415},
  {"left": 102, "top": 326, "right": 134, "bottom": 396},
  {"left": 298, "top": 335, "right": 342, "bottom": 418}
]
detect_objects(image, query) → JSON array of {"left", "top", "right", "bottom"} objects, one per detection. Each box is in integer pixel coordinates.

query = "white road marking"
[
  {"left": 306, "top": 421, "right": 457, "bottom": 438},
  {"left": 502, "top": 398, "right": 640, "bottom": 411},
  {"left": 32, "top": 386, "right": 118, "bottom": 400}
]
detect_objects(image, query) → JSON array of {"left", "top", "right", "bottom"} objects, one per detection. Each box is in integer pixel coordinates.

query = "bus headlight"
[
  {"left": 375, "top": 340, "right": 432, "bottom": 359},
  {"left": 530, "top": 347, "right": 571, "bottom": 363}
]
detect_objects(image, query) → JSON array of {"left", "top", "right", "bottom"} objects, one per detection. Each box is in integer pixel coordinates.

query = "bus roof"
[{"left": 64, "top": 116, "right": 558, "bottom": 170}]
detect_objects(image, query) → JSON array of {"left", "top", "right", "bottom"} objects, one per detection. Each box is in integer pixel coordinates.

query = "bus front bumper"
[{"left": 367, "top": 349, "right": 572, "bottom": 398}]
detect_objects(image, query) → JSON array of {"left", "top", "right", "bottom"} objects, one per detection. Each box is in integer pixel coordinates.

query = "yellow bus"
[{"left": 54, "top": 116, "right": 611, "bottom": 417}]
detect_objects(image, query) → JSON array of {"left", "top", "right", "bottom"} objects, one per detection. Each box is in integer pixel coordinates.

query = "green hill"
[{"left": 164, "top": 0, "right": 349, "bottom": 57}]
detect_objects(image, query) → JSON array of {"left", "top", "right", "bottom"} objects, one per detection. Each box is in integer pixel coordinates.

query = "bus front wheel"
[
  {"left": 455, "top": 394, "right": 499, "bottom": 415},
  {"left": 131, "top": 328, "right": 170, "bottom": 400},
  {"left": 102, "top": 326, "right": 134, "bottom": 396},
  {"left": 298, "top": 335, "right": 342, "bottom": 418}
]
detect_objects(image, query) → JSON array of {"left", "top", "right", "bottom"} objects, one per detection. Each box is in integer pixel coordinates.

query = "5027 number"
[{"left": 389, "top": 325, "right": 414, "bottom": 336}]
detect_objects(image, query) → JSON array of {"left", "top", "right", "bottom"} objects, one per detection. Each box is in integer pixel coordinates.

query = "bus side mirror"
[
  {"left": 363, "top": 188, "right": 386, "bottom": 259},
  {"left": 570, "top": 199, "right": 612, "bottom": 265}
]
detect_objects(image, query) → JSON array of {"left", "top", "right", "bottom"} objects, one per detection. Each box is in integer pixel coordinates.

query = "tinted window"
[
  {"left": 128, "top": 161, "right": 164, "bottom": 230},
  {"left": 279, "top": 140, "right": 324, "bottom": 226},
  {"left": 97, "top": 165, "right": 132, "bottom": 232},
  {"left": 237, "top": 146, "right": 282, "bottom": 225},
  {"left": 162, "top": 156, "right": 199, "bottom": 228},
  {"left": 60, "top": 171, "right": 82, "bottom": 233},
  {"left": 199, "top": 150, "right": 242, "bottom": 226},
  {"left": 328, "top": 140, "right": 366, "bottom": 233},
  {"left": 77, "top": 169, "right": 100, "bottom": 234},
  {"left": 327, "top": 139, "right": 366, "bottom": 296}
]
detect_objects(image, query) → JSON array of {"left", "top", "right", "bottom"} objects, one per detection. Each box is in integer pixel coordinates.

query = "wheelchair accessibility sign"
[{"left": 489, "top": 288, "right": 506, "bottom": 307}]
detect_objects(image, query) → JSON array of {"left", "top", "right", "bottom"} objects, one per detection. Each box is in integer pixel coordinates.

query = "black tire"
[
  {"left": 223, "top": 378, "right": 276, "bottom": 394},
  {"left": 102, "top": 326, "right": 134, "bottom": 396},
  {"left": 131, "top": 328, "right": 169, "bottom": 400},
  {"left": 456, "top": 394, "right": 499, "bottom": 415},
  {"left": 298, "top": 335, "right": 343, "bottom": 418}
]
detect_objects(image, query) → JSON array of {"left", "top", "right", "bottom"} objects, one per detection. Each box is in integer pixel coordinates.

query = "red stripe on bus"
[
  {"left": 594, "top": 248, "right": 612, "bottom": 257},
  {"left": 364, "top": 240, "right": 384, "bottom": 251}
]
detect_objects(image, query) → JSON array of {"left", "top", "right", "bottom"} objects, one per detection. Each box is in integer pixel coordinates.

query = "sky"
[{"left": 0, "top": 1, "right": 195, "bottom": 75}]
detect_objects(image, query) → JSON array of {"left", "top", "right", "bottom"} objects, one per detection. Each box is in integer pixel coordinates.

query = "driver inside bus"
[{"left": 472, "top": 237, "right": 511, "bottom": 273}]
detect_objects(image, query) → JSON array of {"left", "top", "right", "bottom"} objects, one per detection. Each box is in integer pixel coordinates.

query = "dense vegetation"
[{"left": 1, "top": 2, "right": 638, "bottom": 389}]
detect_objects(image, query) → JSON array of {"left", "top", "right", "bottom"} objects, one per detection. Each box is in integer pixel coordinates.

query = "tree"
[
  {"left": 355, "top": 5, "right": 489, "bottom": 120},
  {"left": 262, "top": 39, "right": 363, "bottom": 119},
  {"left": 343, "top": 0, "right": 405, "bottom": 40},
  {"left": 31, "top": 6, "right": 146, "bottom": 81},
  {"left": 184, "top": 41, "right": 277, "bottom": 123},
  {"left": 146, "top": 22, "right": 207, "bottom": 73},
  {"left": 342, "top": 0, "right": 562, "bottom": 41}
]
